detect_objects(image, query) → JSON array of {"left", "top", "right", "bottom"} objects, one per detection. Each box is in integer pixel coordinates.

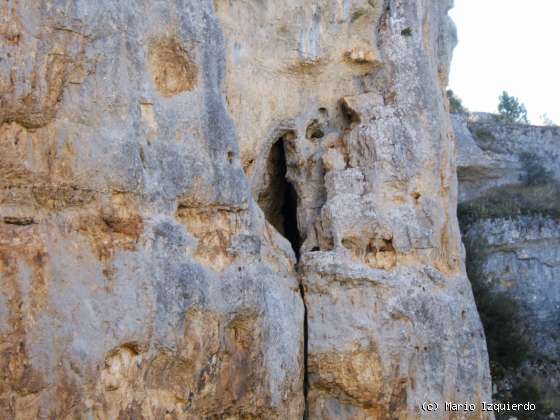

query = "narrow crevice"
[
  {"left": 257, "top": 134, "right": 308, "bottom": 417},
  {"left": 299, "top": 276, "right": 309, "bottom": 419}
]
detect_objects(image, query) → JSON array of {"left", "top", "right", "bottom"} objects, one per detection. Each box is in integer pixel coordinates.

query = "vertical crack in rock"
[
  {"left": 299, "top": 273, "right": 309, "bottom": 419},
  {"left": 257, "top": 134, "right": 308, "bottom": 417}
]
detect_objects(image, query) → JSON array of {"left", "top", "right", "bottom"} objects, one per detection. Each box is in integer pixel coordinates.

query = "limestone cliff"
[
  {"left": 0, "top": 1, "right": 491, "bottom": 418},
  {"left": 455, "top": 113, "right": 560, "bottom": 418}
]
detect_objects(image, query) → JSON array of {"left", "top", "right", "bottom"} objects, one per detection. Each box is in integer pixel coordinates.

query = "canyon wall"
[
  {"left": 0, "top": 0, "right": 492, "bottom": 418},
  {"left": 455, "top": 113, "right": 560, "bottom": 418}
]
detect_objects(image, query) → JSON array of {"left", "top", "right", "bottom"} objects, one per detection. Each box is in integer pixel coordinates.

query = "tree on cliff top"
[
  {"left": 498, "top": 91, "right": 528, "bottom": 123},
  {"left": 539, "top": 113, "right": 557, "bottom": 127},
  {"left": 447, "top": 89, "right": 468, "bottom": 114}
]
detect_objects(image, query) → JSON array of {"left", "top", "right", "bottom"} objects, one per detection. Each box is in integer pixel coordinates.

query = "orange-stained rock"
[{"left": 0, "top": 0, "right": 492, "bottom": 419}]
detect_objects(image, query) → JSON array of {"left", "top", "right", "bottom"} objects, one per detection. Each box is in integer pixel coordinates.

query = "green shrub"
[
  {"left": 506, "top": 376, "right": 558, "bottom": 420},
  {"left": 478, "top": 291, "right": 530, "bottom": 372},
  {"left": 465, "top": 253, "right": 528, "bottom": 369},
  {"left": 539, "top": 113, "right": 557, "bottom": 127},
  {"left": 401, "top": 27, "right": 412, "bottom": 37},
  {"left": 473, "top": 127, "right": 495, "bottom": 141},
  {"left": 498, "top": 91, "right": 529, "bottom": 123},
  {"left": 447, "top": 89, "right": 468, "bottom": 114},
  {"left": 520, "top": 153, "right": 552, "bottom": 186},
  {"left": 458, "top": 184, "right": 560, "bottom": 228},
  {"left": 492, "top": 377, "right": 556, "bottom": 420}
]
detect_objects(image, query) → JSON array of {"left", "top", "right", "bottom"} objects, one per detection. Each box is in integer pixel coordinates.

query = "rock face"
[
  {"left": 454, "top": 113, "right": 560, "bottom": 203},
  {"left": 0, "top": 1, "right": 492, "bottom": 418},
  {"left": 455, "top": 113, "right": 560, "bottom": 418}
]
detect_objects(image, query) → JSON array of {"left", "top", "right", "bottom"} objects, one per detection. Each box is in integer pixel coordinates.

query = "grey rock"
[{"left": 0, "top": 0, "right": 492, "bottom": 418}]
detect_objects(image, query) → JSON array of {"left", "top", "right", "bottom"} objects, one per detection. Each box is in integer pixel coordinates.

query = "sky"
[{"left": 449, "top": 0, "right": 560, "bottom": 125}]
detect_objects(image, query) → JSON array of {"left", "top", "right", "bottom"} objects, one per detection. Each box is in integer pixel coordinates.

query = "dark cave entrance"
[
  {"left": 258, "top": 135, "right": 302, "bottom": 259},
  {"left": 283, "top": 180, "right": 302, "bottom": 259},
  {"left": 258, "top": 134, "right": 308, "bottom": 414}
]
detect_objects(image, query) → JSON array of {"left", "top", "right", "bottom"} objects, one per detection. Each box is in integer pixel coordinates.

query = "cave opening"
[
  {"left": 258, "top": 135, "right": 302, "bottom": 260},
  {"left": 282, "top": 181, "right": 301, "bottom": 260},
  {"left": 258, "top": 134, "right": 308, "bottom": 415}
]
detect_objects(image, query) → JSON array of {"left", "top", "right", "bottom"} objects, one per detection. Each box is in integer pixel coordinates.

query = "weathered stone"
[{"left": 0, "top": 0, "right": 492, "bottom": 418}]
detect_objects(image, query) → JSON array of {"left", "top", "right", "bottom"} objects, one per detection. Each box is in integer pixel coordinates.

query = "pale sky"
[{"left": 449, "top": 0, "right": 560, "bottom": 125}]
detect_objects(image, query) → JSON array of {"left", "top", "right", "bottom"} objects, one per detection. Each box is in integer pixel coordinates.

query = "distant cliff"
[{"left": 455, "top": 113, "right": 560, "bottom": 419}]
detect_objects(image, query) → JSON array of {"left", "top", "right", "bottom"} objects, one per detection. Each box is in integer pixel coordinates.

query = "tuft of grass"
[{"left": 401, "top": 27, "right": 412, "bottom": 37}]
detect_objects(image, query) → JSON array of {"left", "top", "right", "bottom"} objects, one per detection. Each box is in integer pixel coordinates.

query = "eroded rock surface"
[
  {"left": 0, "top": 1, "right": 302, "bottom": 418},
  {"left": 217, "top": 0, "right": 492, "bottom": 417},
  {"left": 0, "top": 0, "right": 491, "bottom": 418}
]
